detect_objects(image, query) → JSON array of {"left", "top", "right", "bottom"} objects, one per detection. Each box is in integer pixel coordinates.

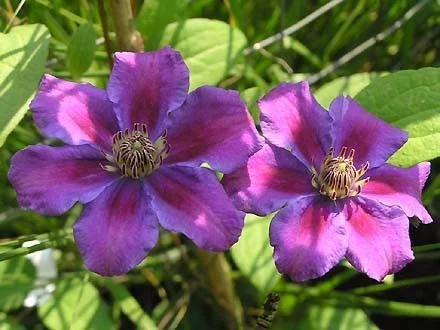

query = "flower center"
[
  {"left": 102, "top": 123, "right": 169, "bottom": 179},
  {"left": 311, "top": 146, "right": 369, "bottom": 200}
]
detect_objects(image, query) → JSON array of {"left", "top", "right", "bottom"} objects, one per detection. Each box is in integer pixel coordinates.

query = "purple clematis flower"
[
  {"left": 223, "top": 81, "right": 433, "bottom": 282},
  {"left": 8, "top": 47, "right": 263, "bottom": 276}
]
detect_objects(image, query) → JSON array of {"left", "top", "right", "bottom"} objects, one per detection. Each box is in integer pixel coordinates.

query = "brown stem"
[
  {"left": 196, "top": 250, "right": 244, "bottom": 330},
  {"left": 109, "top": 0, "right": 143, "bottom": 51},
  {"left": 5, "top": 0, "right": 14, "bottom": 14},
  {"left": 97, "top": 0, "right": 113, "bottom": 69}
]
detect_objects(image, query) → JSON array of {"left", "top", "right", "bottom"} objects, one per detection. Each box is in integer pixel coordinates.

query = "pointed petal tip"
[
  {"left": 8, "top": 144, "right": 116, "bottom": 217},
  {"left": 269, "top": 197, "right": 348, "bottom": 282},
  {"left": 418, "top": 161, "right": 431, "bottom": 188},
  {"left": 362, "top": 251, "right": 415, "bottom": 282},
  {"left": 345, "top": 198, "right": 415, "bottom": 281},
  {"left": 329, "top": 96, "right": 408, "bottom": 168},
  {"left": 259, "top": 81, "right": 332, "bottom": 167},
  {"left": 361, "top": 163, "right": 433, "bottom": 224},
  {"left": 74, "top": 180, "right": 159, "bottom": 276},
  {"left": 108, "top": 47, "right": 189, "bottom": 138},
  {"left": 30, "top": 74, "right": 118, "bottom": 150}
]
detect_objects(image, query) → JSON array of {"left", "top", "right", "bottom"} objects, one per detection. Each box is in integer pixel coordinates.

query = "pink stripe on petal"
[
  {"left": 259, "top": 82, "right": 332, "bottom": 167},
  {"left": 74, "top": 180, "right": 159, "bottom": 276},
  {"left": 8, "top": 144, "right": 118, "bottom": 216},
  {"left": 164, "top": 86, "right": 263, "bottom": 173},
  {"left": 270, "top": 197, "right": 348, "bottom": 282},
  {"left": 361, "top": 163, "right": 432, "bottom": 224},
  {"left": 31, "top": 74, "right": 118, "bottom": 151},
  {"left": 108, "top": 47, "right": 189, "bottom": 139},
  {"left": 345, "top": 198, "right": 414, "bottom": 281},
  {"left": 329, "top": 96, "right": 408, "bottom": 169},
  {"left": 223, "top": 143, "right": 317, "bottom": 216},
  {"left": 146, "top": 166, "right": 244, "bottom": 251}
]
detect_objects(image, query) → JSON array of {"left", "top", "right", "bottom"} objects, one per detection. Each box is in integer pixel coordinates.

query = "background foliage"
[{"left": 0, "top": 0, "right": 440, "bottom": 329}]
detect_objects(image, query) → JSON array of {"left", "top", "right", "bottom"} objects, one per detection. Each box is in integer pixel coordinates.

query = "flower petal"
[
  {"left": 270, "top": 197, "right": 348, "bottom": 282},
  {"left": 223, "top": 143, "right": 317, "bottom": 216},
  {"left": 107, "top": 47, "right": 189, "bottom": 139},
  {"left": 259, "top": 82, "right": 332, "bottom": 167},
  {"left": 361, "top": 163, "right": 432, "bottom": 224},
  {"left": 146, "top": 166, "right": 244, "bottom": 251},
  {"left": 344, "top": 198, "right": 414, "bottom": 281},
  {"left": 164, "top": 86, "right": 263, "bottom": 173},
  {"left": 74, "top": 180, "right": 158, "bottom": 276},
  {"left": 329, "top": 96, "right": 408, "bottom": 169},
  {"left": 30, "top": 74, "right": 118, "bottom": 151},
  {"left": 8, "top": 144, "right": 117, "bottom": 216}
]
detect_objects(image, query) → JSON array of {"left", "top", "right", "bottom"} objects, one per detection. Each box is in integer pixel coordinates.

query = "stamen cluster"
[
  {"left": 103, "top": 123, "right": 169, "bottom": 179},
  {"left": 311, "top": 146, "right": 369, "bottom": 200}
]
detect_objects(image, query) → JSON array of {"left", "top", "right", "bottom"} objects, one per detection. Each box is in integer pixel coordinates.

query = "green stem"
[
  {"left": 414, "top": 251, "right": 440, "bottom": 260},
  {"left": 0, "top": 229, "right": 73, "bottom": 261},
  {"left": 413, "top": 242, "right": 440, "bottom": 253},
  {"left": 0, "top": 208, "right": 25, "bottom": 224},
  {"left": 350, "top": 275, "right": 440, "bottom": 295},
  {"left": 195, "top": 250, "right": 244, "bottom": 330},
  {"left": 283, "top": 284, "right": 440, "bottom": 318},
  {"left": 313, "top": 268, "right": 358, "bottom": 294},
  {"left": 51, "top": 70, "right": 110, "bottom": 78},
  {"left": 316, "top": 292, "right": 440, "bottom": 318}
]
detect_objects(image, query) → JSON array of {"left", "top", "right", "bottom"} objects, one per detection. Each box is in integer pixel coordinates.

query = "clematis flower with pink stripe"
[
  {"left": 223, "top": 81, "right": 432, "bottom": 282},
  {"left": 8, "top": 47, "right": 263, "bottom": 276}
]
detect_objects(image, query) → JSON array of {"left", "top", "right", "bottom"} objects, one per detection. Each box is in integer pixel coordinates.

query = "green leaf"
[
  {"left": 136, "top": 0, "right": 186, "bottom": 50},
  {"left": 355, "top": 68, "right": 440, "bottom": 167},
  {"left": 38, "top": 277, "right": 113, "bottom": 330},
  {"left": 314, "top": 73, "right": 385, "bottom": 108},
  {"left": 241, "top": 87, "right": 263, "bottom": 124},
  {"left": 293, "top": 305, "right": 378, "bottom": 330},
  {"left": 105, "top": 281, "right": 157, "bottom": 330},
  {"left": 159, "top": 18, "right": 247, "bottom": 90},
  {"left": 231, "top": 214, "right": 280, "bottom": 293},
  {"left": 66, "top": 23, "right": 96, "bottom": 77},
  {"left": 0, "top": 257, "right": 36, "bottom": 311},
  {"left": 0, "top": 24, "right": 50, "bottom": 148}
]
